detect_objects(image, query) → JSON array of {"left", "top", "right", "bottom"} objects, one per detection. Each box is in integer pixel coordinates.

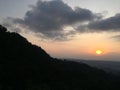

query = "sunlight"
[{"left": 96, "top": 50, "right": 103, "bottom": 55}]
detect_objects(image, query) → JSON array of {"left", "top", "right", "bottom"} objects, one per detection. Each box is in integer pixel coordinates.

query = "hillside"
[{"left": 0, "top": 25, "right": 120, "bottom": 90}]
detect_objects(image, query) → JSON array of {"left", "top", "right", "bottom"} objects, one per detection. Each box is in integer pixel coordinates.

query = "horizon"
[{"left": 0, "top": 0, "right": 120, "bottom": 61}]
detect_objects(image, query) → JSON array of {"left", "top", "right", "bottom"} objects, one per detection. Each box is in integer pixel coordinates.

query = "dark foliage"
[{"left": 0, "top": 25, "right": 120, "bottom": 90}]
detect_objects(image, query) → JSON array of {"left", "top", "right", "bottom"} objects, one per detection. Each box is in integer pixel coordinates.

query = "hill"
[
  {"left": 79, "top": 60, "right": 120, "bottom": 74},
  {"left": 0, "top": 25, "right": 120, "bottom": 90},
  {"left": 68, "top": 58, "right": 120, "bottom": 74}
]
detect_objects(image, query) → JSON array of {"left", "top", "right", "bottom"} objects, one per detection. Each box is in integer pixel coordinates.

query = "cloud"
[
  {"left": 2, "top": 17, "right": 22, "bottom": 33},
  {"left": 111, "top": 35, "right": 120, "bottom": 41},
  {"left": 77, "top": 13, "right": 120, "bottom": 32},
  {"left": 4, "top": 0, "right": 120, "bottom": 41},
  {"left": 3, "top": 0, "right": 101, "bottom": 40}
]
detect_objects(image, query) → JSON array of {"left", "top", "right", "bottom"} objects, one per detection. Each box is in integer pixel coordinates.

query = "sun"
[{"left": 96, "top": 50, "right": 103, "bottom": 55}]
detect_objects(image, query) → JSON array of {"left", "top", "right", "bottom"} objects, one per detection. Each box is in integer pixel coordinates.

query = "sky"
[{"left": 0, "top": 0, "right": 120, "bottom": 61}]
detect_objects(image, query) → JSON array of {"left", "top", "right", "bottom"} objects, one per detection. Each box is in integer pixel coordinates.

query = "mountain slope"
[{"left": 0, "top": 25, "right": 120, "bottom": 90}]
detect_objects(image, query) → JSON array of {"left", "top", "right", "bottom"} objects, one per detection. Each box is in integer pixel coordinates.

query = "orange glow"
[{"left": 96, "top": 50, "right": 103, "bottom": 55}]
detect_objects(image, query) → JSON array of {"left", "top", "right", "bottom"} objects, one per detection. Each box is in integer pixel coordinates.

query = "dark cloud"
[
  {"left": 3, "top": 0, "right": 101, "bottom": 40},
  {"left": 3, "top": 0, "right": 120, "bottom": 41},
  {"left": 77, "top": 14, "right": 120, "bottom": 32},
  {"left": 23, "top": 0, "right": 99, "bottom": 31}
]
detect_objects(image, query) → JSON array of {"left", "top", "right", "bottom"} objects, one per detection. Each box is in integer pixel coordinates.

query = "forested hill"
[{"left": 0, "top": 25, "right": 120, "bottom": 90}]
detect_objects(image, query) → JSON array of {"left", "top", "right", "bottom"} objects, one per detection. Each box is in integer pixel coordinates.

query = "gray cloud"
[
  {"left": 77, "top": 14, "right": 120, "bottom": 32},
  {"left": 3, "top": 0, "right": 101, "bottom": 40},
  {"left": 3, "top": 0, "right": 120, "bottom": 41},
  {"left": 23, "top": 0, "right": 99, "bottom": 30},
  {"left": 2, "top": 17, "right": 22, "bottom": 33}
]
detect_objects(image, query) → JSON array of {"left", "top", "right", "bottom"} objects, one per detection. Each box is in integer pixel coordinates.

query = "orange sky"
[{"left": 21, "top": 32, "right": 120, "bottom": 61}]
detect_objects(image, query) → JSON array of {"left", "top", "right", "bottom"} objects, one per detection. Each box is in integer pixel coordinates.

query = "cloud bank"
[
  {"left": 78, "top": 14, "right": 120, "bottom": 32},
  {"left": 3, "top": 0, "right": 120, "bottom": 40}
]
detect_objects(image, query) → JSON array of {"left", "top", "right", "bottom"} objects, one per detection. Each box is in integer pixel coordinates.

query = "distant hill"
[
  {"left": 68, "top": 58, "right": 120, "bottom": 74},
  {"left": 0, "top": 25, "right": 120, "bottom": 90},
  {"left": 79, "top": 60, "right": 120, "bottom": 74}
]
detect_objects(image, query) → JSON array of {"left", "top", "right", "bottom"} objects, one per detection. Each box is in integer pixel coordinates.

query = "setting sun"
[{"left": 96, "top": 50, "right": 103, "bottom": 55}]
